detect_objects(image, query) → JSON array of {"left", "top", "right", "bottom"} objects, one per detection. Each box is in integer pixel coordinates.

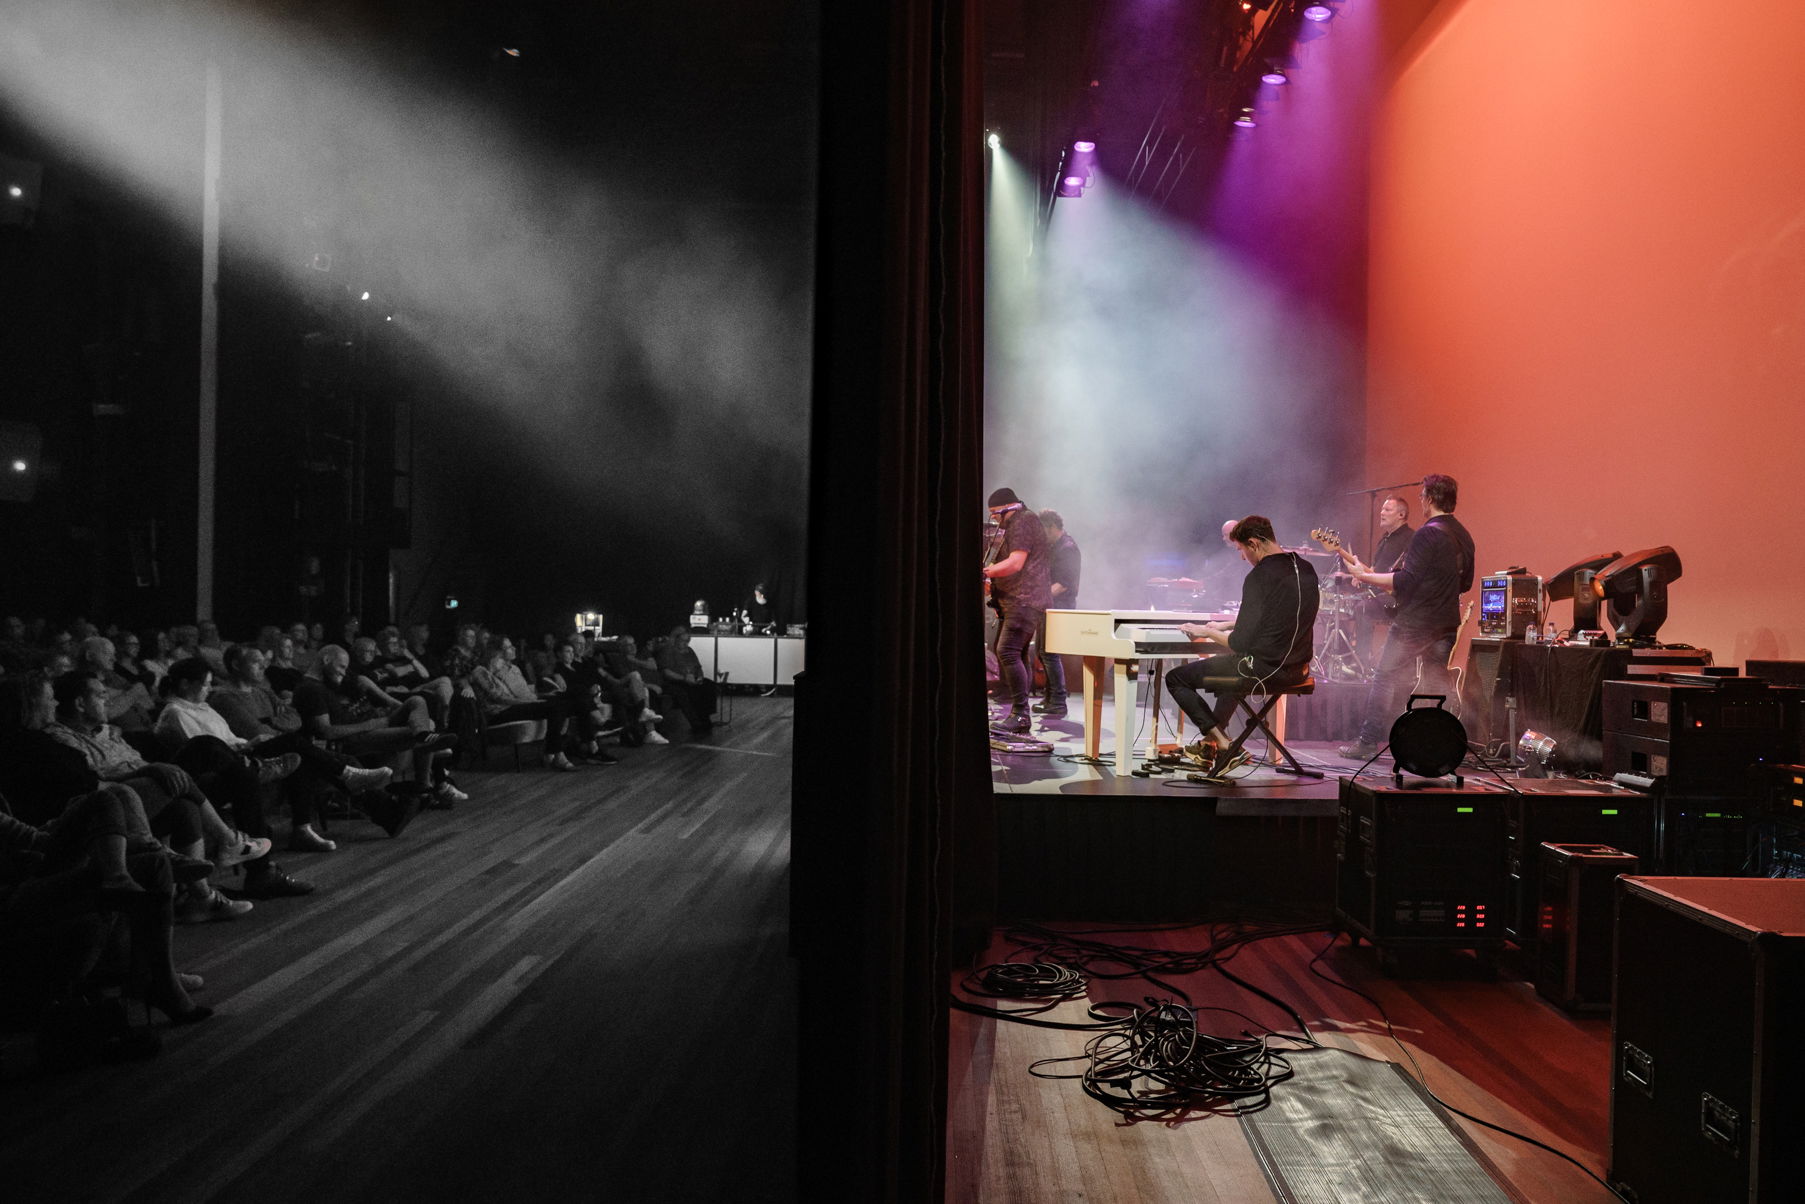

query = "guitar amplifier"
[{"left": 1478, "top": 574, "right": 1540, "bottom": 638}]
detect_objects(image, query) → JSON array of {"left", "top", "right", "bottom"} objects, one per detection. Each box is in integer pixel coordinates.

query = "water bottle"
[
  {"left": 1524, "top": 619, "right": 1537, "bottom": 644},
  {"left": 1543, "top": 620, "right": 1556, "bottom": 645}
]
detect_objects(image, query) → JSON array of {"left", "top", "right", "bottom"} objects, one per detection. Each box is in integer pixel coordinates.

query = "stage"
[{"left": 989, "top": 709, "right": 1525, "bottom": 920}]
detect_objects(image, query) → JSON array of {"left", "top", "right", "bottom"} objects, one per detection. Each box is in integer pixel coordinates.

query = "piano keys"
[{"left": 1043, "top": 608, "right": 1232, "bottom": 772}]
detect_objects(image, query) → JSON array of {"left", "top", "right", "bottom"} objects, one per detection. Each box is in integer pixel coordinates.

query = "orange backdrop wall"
[{"left": 1367, "top": 0, "right": 1805, "bottom": 666}]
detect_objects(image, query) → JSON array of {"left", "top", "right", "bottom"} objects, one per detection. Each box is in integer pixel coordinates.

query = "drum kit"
[{"left": 1291, "top": 530, "right": 1381, "bottom": 685}]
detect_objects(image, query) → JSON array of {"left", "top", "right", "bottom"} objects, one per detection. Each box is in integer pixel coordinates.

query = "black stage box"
[
  {"left": 1602, "top": 678, "right": 1792, "bottom": 791},
  {"left": 1504, "top": 786, "right": 1656, "bottom": 945},
  {"left": 1533, "top": 842, "right": 1637, "bottom": 1013},
  {"left": 1610, "top": 877, "right": 1805, "bottom": 1204},
  {"left": 1653, "top": 789, "right": 1751, "bottom": 876},
  {"left": 1334, "top": 779, "right": 1509, "bottom": 951}
]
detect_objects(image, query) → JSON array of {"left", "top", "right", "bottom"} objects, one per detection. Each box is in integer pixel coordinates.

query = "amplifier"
[
  {"left": 1654, "top": 789, "right": 1750, "bottom": 876},
  {"left": 1334, "top": 780, "right": 1509, "bottom": 953},
  {"left": 1503, "top": 789, "right": 1656, "bottom": 945},
  {"left": 1477, "top": 574, "right": 1541, "bottom": 638},
  {"left": 1609, "top": 877, "right": 1805, "bottom": 1204},
  {"left": 1533, "top": 842, "right": 1637, "bottom": 1013},
  {"left": 1602, "top": 679, "right": 1790, "bottom": 790}
]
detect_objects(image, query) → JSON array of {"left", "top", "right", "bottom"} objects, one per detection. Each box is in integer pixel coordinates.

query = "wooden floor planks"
[
  {"left": 0, "top": 698, "right": 798, "bottom": 1204},
  {"left": 948, "top": 923, "right": 1619, "bottom": 1204}
]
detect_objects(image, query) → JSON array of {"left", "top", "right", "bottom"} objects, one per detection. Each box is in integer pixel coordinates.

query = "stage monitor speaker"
[
  {"left": 1610, "top": 877, "right": 1805, "bottom": 1204},
  {"left": 1504, "top": 788, "right": 1656, "bottom": 945},
  {"left": 1334, "top": 779, "right": 1509, "bottom": 952},
  {"left": 1533, "top": 842, "right": 1636, "bottom": 1012}
]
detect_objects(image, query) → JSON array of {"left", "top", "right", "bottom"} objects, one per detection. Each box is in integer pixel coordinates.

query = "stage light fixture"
[
  {"left": 1518, "top": 729, "right": 1558, "bottom": 777},
  {"left": 1261, "top": 66, "right": 1288, "bottom": 85},
  {"left": 1303, "top": 4, "right": 1333, "bottom": 21},
  {"left": 1073, "top": 140, "right": 1096, "bottom": 153},
  {"left": 502, "top": 47, "right": 521, "bottom": 57},
  {"left": 10, "top": 459, "right": 25, "bottom": 473},
  {"left": 6, "top": 185, "right": 20, "bottom": 199},
  {"left": 1056, "top": 175, "right": 1084, "bottom": 199},
  {"left": 360, "top": 290, "right": 371, "bottom": 301},
  {"left": 986, "top": 132, "right": 1000, "bottom": 150},
  {"left": 1233, "top": 108, "right": 1256, "bottom": 128}
]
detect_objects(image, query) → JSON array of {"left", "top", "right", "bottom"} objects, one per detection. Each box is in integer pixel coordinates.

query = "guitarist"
[
  {"left": 1337, "top": 474, "right": 1475, "bottom": 761},
  {"left": 982, "top": 487, "right": 1051, "bottom": 733},
  {"left": 1349, "top": 495, "right": 1415, "bottom": 662}
]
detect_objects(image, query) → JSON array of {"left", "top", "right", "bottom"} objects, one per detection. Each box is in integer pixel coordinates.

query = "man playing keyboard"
[{"left": 1165, "top": 516, "right": 1319, "bottom": 774}]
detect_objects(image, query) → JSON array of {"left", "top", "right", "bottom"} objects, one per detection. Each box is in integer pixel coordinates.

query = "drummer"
[{"left": 1340, "top": 494, "right": 1415, "bottom": 657}]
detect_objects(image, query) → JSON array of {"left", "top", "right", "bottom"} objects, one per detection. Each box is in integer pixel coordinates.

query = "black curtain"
[{"left": 794, "top": 0, "right": 994, "bottom": 1198}]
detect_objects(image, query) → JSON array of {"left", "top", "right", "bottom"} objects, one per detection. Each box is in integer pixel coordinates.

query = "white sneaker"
[
  {"left": 639, "top": 707, "right": 663, "bottom": 723},
  {"left": 176, "top": 888, "right": 254, "bottom": 924},
  {"left": 343, "top": 765, "right": 394, "bottom": 791},
  {"left": 642, "top": 730, "right": 670, "bottom": 745},
  {"left": 435, "top": 780, "right": 469, "bottom": 802},
  {"left": 545, "top": 752, "right": 577, "bottom": 772},
  {"left": 214, "top": 832, "right": 273, "bottom": 869}
]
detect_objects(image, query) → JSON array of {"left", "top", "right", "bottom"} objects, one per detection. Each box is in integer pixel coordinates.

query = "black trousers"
[
  {"left": 488, "top": 699, "right": 576, "bottom": 755},
  {"left": 1166, "top": 655, "right": 1310, "bottom": 737},
  {"left": 664, "top": 679, "right": 718, "bottom": 733},
  {"left": 1356, "top": 625, "right": 1456, "bottom": 746},
  {"left": 992, "top": 605, "right": 1040, "bottom": 715}
]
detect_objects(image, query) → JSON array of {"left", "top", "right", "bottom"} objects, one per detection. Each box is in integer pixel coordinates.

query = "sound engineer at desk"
[{"left": 1165, "top": 516, "right": 1319, "bottom": 773}]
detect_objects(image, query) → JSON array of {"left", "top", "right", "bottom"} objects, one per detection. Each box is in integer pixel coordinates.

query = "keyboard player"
[{"left": 1165, "top": 516, "right": 1319, "bottom": 774}]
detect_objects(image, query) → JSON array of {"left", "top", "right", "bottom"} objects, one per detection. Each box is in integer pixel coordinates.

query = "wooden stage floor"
[
  {"left": 0, "top": 698, "right": 798, "bottom": 1203},
  {"left": 948, "top": 923, "right": 1619, "bottom": 1204}
]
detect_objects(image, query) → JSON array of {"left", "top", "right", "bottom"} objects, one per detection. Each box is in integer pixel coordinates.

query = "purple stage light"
[
  {"left": 1303, "top": 4, "right": 1332, "bottom": 21},
  {"left": 1233, "top": 109, "right": 1256, "bottom": 128},
  {"left": 1063, "top": 176, "right": 1085, "bottom": 187},
  {"left": 1073, "top": 140, "right": 1096, "bottom": 153},
  {"left": 1261, "top": 67, "right": 1287, "bottom": 85}
]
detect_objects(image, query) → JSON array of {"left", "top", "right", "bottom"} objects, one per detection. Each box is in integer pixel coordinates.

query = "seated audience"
[
  {"left": 2, "top": 784, "right": 214, "bottom": 1026},
  {"left": 1, "top": 675, "right": 260, "bottom": 923},
  {"left": 656, "top": 627, "right": 719, "bottom": 736},
  {"left": 294, "top": 645, "right": 445, "bottom": 823},
  {"left": 534, "top": 642, "right": 619, "bottom": 764},
  {"left": 210, "top": 644, "right": 394, "bottom": 850},
  {"left": 77, "top": 635, "right": 156, "bottom": 731},
  {"left": 470, "top": 637, "right": 582, "bottom": 772}
]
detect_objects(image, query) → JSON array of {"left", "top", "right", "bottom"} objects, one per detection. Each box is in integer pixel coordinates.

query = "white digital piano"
[{"left": 1042, "top": 608, "right": 1231, "bottom": 772}]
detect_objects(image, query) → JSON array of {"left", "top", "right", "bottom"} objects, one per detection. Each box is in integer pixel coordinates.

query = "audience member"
[
  {"left": 470, "top": 637, "right": 582, "bottom": 772},
  {"left": 656, "top": 627, "right": 718, "bottom": 736},
  {"left": 77, "top": 636, "right": 156, "bottom": 731},
  {"left": 210, "top": 644, "right": 394, "bottom": 850},
  {"left": 294, "top": 646, "right": 442, "bottom": 826}
]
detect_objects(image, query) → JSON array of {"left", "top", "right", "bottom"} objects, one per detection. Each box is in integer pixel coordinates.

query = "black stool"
[{"left": 1195, "top": 675, "right": 1323, "bottom": 780}]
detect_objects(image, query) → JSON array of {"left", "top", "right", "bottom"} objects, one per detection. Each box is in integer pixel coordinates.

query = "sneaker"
[
  {"left": 287, "top": 823, "right": 337, "bottom": 853},
  {"left": 1181, "top": 738, "right": 1218, "bottom": 766},
  {"left": 544, "top": 752, "right": 577, "bottom": 772},
  {"left": 1337, "top": 741, "right": 1381, "bottom": 761},
  {"left": 342, "top": 765, "right": 394, "bottom": 791},
  {"left": 582, "top": 749, "right": 620, "bottom": 765},
  {"left": 176, "top": 889, "right": 254, "bottom": 924},
  {"left": 435, "top": 779, "right": 469, "bottom": 802},
  {"left": 213, "top": 832, "right": 273, "bottom": 869},
  {"left": 1033, "top": 698, "right": 1068, "bottom": 714},
  {"left": 255, "top": 753, "right": 303, "bottom": 784},
  {"left": 1211, "top": 748, "right": 1254, "bottom": 776},
  {"left": 642, "top": 730, "right": 670, "bottom": 746},
  {"left": 992, "top": 713, "right": 1032, "bottom": 734},
  {"left": 242, "top": 862, "right": 316, "bottom": 898},
  {"left": 176, "top": 972, "right": 205, "bottom": 992},
  {"left": 639, "top": 707, "right": 663, "bottom": 723}
]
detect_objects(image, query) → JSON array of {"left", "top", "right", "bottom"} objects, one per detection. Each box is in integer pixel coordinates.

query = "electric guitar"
[{"left": 1446, "top": 600, "right": 1476, "bottom": 714}]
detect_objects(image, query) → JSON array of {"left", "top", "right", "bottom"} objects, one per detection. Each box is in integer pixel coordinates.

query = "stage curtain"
[{"left": 793, "top": 1, "right": 992, "bottom": 1200}]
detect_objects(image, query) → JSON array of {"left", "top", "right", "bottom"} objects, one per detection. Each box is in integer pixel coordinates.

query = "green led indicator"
[
  {"left": 1706, "top": 812, "right": 1723, "bottom": 818},
  {"left": 1457, "top": 806, "right": 1475, "bottom": 813},
  {"left": 1602, "top": 808, "right": 1619, "bottom": 816}
]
